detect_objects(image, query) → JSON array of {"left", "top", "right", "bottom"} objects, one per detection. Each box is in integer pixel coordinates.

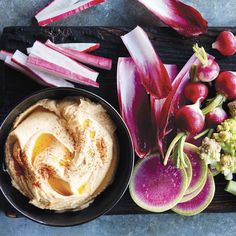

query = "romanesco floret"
[
  {"left": 220, "top": 154, "right": 236, "bottom": 180},
  {"left": 213, "top": 117, "right": 236, "bottom": 156},
  {"left": 199, "top": 137, "right": 221, "bottom": 165},
  {"left": 228, "top": 100, "right": 236, "bottom": 117}
]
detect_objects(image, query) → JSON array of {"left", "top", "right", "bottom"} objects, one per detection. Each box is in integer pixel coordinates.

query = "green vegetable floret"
[
  {"left": 199, "top": 137, "right": 221, "bottom": 165},
  {"left": 220, "top": 154, "right": 236, "bottom": 180},
  {"left": 213, "top": 117, "right": 236, "bottom": 156},
  {"left": 228, "top": 100, "right": 236, "bottom": 117}
]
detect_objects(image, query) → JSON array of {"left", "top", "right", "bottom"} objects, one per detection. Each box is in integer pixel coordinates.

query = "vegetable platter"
[{"left": 1, "top": 26, "right": 236, "bottom": 216}]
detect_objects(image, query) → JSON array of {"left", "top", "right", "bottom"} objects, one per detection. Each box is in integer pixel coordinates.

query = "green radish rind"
[
  {"left": 180, "top": 177, "right": 206, "bottom": 203},
  {"left": 184, "top": 144, "right": 208, "bottom": 195},
  {"left": 129, "top": 155, "right": 188, "bottom": 213},
  {"left": 172, "top": 170, "right": 215, "bottom": 216},
  {"left": 185, "top": 155, "right": 193, "bottom": 191}
]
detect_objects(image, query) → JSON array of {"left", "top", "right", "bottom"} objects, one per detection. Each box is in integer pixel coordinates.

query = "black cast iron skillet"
[{"left": 0, "top": 87, "right": 134, "bottom": 227}]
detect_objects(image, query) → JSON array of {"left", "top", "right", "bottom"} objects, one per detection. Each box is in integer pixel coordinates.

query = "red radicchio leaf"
[
  {"left": 137, "top": 0, "right": 208, "bottom": 37},
  {"left": 121, "top": 26, "right": 172, "bottom": 99},
  {"left": 117, "top": 57, "right": 156, "bottom": 158}
]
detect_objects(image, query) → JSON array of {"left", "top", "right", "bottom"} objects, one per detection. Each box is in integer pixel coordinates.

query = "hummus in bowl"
[{"left": 5, "top": 96, "right": 118, "bottom": 212}]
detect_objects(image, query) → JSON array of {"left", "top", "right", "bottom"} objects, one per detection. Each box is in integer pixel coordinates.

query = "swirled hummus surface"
[{"left": 5, "top": 97, "right": 118, "bottom": 211}]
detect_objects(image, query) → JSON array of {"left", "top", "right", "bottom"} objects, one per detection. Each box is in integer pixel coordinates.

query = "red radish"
[
  {"left": 212, "top": 31, "right": 236, "bottom": 56},
  {"left": 27, "top": 41, "right": 99, "bottom": 87},
  {"left": 202, "top": 71, "right": 236, "bottom": 115},
  {"left": 45, "top": 40, "right": 112, "bottom": 70},
  {"left": 137, "top": 0, "right": 208, "bottom": 37},
  {"left": 192, "top": 44, "right": 220, "bottom": 82},
  {"left": 176, "top": 101, "right": 205, "bottom": 135},
  {"left": 129, "top": 155, "right": 188, "bottom": 212},
  {"left": 56, "top": 43, "right": 100, "bottom": 53},
  {"left": 184, "top": 82, "right": 208, "bottom": 103},
  {"left": 121, "top": 26, "right": 172, "bottom": 99},
  {"left": 164, "top": 101, "right": 205, "bottom": 166},
  {"left": 35, "top": 0, "right": 105, "bottom": 26},
  {"left": 205, "top": 106, "right": 228, "bottom": 128},
  {"left": 12, "top": 50, "right": 74, "bottom": 88}
]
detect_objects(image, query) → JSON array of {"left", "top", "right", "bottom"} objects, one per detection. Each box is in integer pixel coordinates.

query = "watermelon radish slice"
[
  {"left": 129, "top": 155, "right": 188, "bottom": 212},
  {"left": 184, "top": 155, "right": 192, "bottom": 190},
  {"left": 180, "top": 179, "right": 205, "bottom": 203},
  {"left": 184, "top": 143, "right": 207, "bottom": 195},
  {"left": 172, "top": 170, "right": 215, "bottom": 216}
]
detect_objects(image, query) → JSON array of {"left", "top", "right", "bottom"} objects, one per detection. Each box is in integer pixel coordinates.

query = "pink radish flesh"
[
  {"left": 129, "top": 155, "right": 187, "bottom": 212},
  {"left": 212, "top": 31, "right": 236, "bottom": 56},
  {"left": 35, "top": 0, "right": 105, "bottom": 26},
  {"left": 12, "top": 50, "right": 74, "bottom": 88},
  {"left": 184, "top": 145, "right": 207, "bottom": 195},
  {"left": 172, "top": 171, "right": 215, "bottom": 216},
  {"left": 45, "top": 40, "right": 112, "bottom": 70}
]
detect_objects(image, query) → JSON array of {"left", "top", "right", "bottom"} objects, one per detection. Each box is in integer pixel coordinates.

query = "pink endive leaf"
[
  {"left": 137, "top": 0, "right": 208, "bottom": 37},
  {"left": 121, "top": 26, "right": 172, "bottom": 99},
  {"left": 117, "top": 57, "right": 155, "bottom": 158}
]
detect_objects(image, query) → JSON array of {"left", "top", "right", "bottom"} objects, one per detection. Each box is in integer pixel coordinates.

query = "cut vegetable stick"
[
  {"left": 12, "top": 50, "right": 75, "bottom": 88},
  {"left": 27, "top": 55, "right": 99, "bottom": 87},
  {"left": 27, "top": 43, "right": 100, "bottom": 54},
  {"left": 0, "top": 50, "right": 13, "bottom": 61},
  {"left": 35, "top": 0, "right": 105, "bottom": 26},
  {"left": 121, "top": 26, "right": 172, "bottom": 99},
  {"left": 45, "top": 40, "right": 112, "bottom": 70},
  {"left": 28, "top": 41, "right": 99, "bottom": 87},
  {"left": 57, "top": 43, "right": 100, "bottom": 52}
]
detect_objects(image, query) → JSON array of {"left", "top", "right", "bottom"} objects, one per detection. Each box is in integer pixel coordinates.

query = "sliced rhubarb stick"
[
  {"left": 45, "top": 40, "right": 112, "bottom": 70},
  {"left": 35, "top": 0, "right": 105, "bottom": 26},
  {"left": 12, "top": 50, "right": 74, "bottom": 88},
  {"left": 137, "top": 0, "right": 208, "bottom": 37},
  {"left": 0, "top": 50, "right": 13, "bottom": 61},
  {"left": 27, "top": 43, "right": 100, "bottom": 54},
  {"left": 28, "top": 41, "right": 99, "bottom": 87},
  {"left": 121, "top": 26, "right": 172, "bottom": 99},
  {"left": 27, "top": 55, "right": 98, "bottom": 87},
  {"left": 57, "top": 43, "right": 100, "bottom": 53},
  {"left": 117, "top": 57, "right": 155, "bottom": 158}
]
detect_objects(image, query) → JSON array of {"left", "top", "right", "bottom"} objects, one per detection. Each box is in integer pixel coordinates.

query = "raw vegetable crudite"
[
  {"left": 212, "top": 31, "right": 236, "bottom": 56},
  {"left": 137, "top": 0, "right": 208, "bottom": 37},
  {"left": 202, "top": 71, "right": 236, "bottom": 115},
  {"left": 121, "top": 26, "right": 172, "bottom": 99},
  {"left": 192, "top": 44, "right": 220, "bottom": 83},
  {"left": 35, "top": 0, "right": 106, "bottom": 26}
]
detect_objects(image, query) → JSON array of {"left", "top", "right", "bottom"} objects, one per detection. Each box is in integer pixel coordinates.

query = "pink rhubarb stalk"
[
  {"left": 28, "top": 41, "right": 99, "bottom": 87},
  {"left": 137, "top": 0, "right": 208, "bottom": 37},
  {"left": 121, "top": 26, "right": 172, "bottom": 99},
  {"left": 56, "top": 43, "right": 100, "bottom": 52},
  {"left": 35, "top": 0, "right": 105, "bottom": 26},
  {"left": 12, "top": 50, "right": 74, "bottom": 88},
  {"left": 45, "top": 40, "right": 112, "bottom": 70},
  {"left": 117, "top": 57, "right": 155, "bottom": 158}
]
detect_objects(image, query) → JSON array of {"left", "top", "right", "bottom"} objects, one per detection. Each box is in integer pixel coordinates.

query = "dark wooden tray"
[{"left": 1, "top": 26, "right": 236, "bottom": 217}]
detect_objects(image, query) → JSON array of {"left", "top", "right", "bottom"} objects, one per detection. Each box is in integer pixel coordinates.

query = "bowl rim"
[{"left": 0, "top": 87, "right": 135, "bottom": 227}]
